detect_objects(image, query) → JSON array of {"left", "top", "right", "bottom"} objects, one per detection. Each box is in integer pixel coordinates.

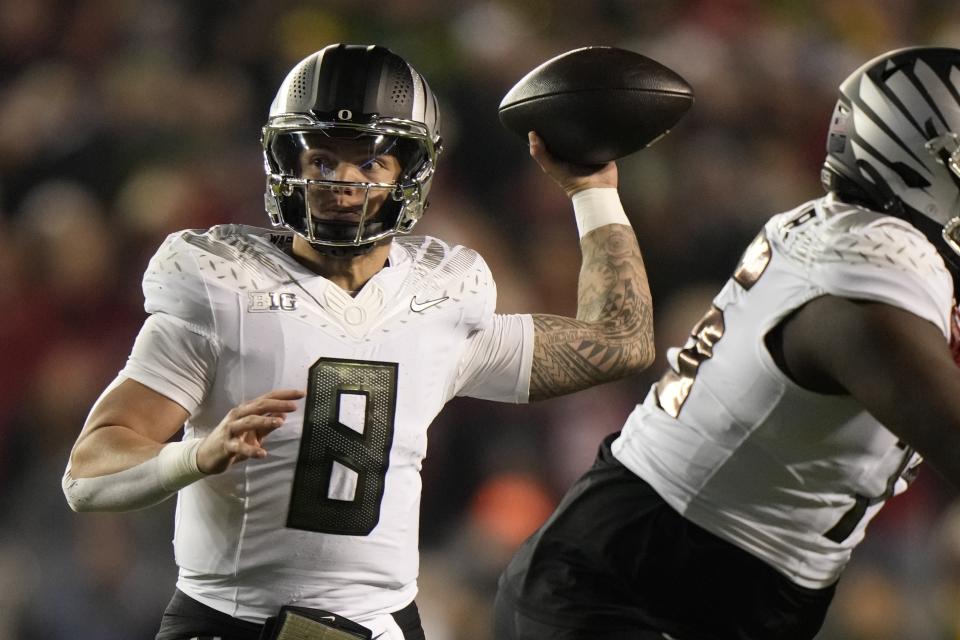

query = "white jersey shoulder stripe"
[{"left": 395, "top": 235, "right": 484, "bottom": 294}]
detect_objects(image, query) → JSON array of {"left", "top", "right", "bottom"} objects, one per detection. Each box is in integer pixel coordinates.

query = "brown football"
[{"left": 498, "top": 46, "right": 694, "bottom": 163}]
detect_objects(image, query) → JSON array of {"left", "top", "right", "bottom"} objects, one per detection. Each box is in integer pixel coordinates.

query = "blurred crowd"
[{"left": 2, "top": 0, "right": 960, "bottom": 638}]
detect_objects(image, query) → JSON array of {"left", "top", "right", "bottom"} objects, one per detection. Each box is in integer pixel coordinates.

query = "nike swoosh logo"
[
  {"left": 320, "top": 616, "right": 337, "bottom": 622},
  {"left": 410, "top": 295, "right": 448, "bottom": 312}
]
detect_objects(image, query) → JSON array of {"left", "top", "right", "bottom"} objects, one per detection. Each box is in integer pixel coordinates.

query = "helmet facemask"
[
  {"left": 263, "top": 123, "right": 435, "bottom": 252},
  {"left": 925, "top": 129, "right": 960, "bottom": 256}
]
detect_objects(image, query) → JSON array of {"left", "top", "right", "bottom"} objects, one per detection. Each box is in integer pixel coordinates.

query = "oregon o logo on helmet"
[{"left": 337, "top": 109, "right": 353, "bottom": 121}]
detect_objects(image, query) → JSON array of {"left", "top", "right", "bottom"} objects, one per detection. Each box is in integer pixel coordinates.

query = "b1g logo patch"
[{"left": 248, "top": 291, "right": 297, "bottom": 312}]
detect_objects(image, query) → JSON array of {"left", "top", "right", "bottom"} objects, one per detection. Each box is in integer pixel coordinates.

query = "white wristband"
[
  {"left": 62, "top": 439, "right": 207, "bottom": 513},
  {"left": 572, "top": 188, "right": 630, "bottom": 238},
  {"left": 157, "top": 439, "right": 206, "bottom": 491}
]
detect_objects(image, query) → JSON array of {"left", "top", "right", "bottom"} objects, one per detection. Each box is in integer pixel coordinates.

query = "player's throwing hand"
[
  {"left": 527, "top": 131, "right": 617, "bottom": 197},
  {"left": 196, "top": 389, "right": 304, "bottom": 474}
]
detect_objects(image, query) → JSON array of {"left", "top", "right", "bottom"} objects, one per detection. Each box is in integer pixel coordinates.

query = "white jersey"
[
  {"left": 613, "top": 194, "right": 953, "bottom": 589},
  {"left": 119, "top": 225, "right": 534, "bottom": 626}
]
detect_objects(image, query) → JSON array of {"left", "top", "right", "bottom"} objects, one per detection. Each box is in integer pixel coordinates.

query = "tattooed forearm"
[{"left": 530, "top": 224, "right": 654, "bottom": 400}]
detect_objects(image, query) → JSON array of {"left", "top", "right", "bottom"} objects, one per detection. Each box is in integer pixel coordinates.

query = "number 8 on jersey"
[{"left": 287, "top": 358, "right": 398, "bottom": 536}]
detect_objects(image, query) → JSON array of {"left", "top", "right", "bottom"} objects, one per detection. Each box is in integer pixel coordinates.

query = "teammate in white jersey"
[
  {"left": 495, "top": 46, "right": 960, "bottom": 640},
  {"left": 60, "top": 44, "right": 656, "bottom": 640}
]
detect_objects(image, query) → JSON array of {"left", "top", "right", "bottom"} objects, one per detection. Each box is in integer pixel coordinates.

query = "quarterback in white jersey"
[
  {"left": 62, "top": 44, "right": 655, "bottom": 640},
  {"left": 132, "top": 227, "right": 531, "bottom": 620},
  {"left": 496, "top": 47, "right": 960, "bottom": 640}
]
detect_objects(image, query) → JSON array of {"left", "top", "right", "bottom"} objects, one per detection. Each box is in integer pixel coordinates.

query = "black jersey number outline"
[
  {"left": 287, "top": 358, "right": 398, "bottom": 535},
  {"left": 824, "top": 442, "right": 919, "bottom": 544}
]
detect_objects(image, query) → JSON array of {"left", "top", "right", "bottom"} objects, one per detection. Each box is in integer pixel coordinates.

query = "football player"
[
  {"left": 494, "top": 46, "right": 960, "bottom": 640},
  {"left": 61, "top": 44, "right": 654, "bottom": 640}
]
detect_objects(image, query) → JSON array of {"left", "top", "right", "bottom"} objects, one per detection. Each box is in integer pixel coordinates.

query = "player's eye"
[
  {"left": 360, "top": 157, "right": 387, "bottom": 171},
  {"left": 308, "top": 155, "right": 337, "bottom": 178}
]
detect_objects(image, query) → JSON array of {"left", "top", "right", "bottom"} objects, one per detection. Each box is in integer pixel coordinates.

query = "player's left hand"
[
  {"left": 196, "top": 389, "right": 305, "bottom": 474},
  {"left": 528, "top": 131, "right": 618, "bottom": 198}
]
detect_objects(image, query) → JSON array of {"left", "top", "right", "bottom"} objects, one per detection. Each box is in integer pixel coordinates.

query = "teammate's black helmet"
[
  {"left": 821, "top": 47, "right": 960, "bottom": 268},
  {"left": 262, "top": 44, "right": 442, "bottom": 253}
]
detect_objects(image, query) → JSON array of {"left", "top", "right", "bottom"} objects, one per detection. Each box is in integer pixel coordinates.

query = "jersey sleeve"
[
  {"left": 454, "top": 313, "right": 534, "bottom": 402},
  {"left": 451, "top": 252, "right": 534, "bottom": 402},
  {"left": 119, "top": 313, "right": 218, "bottom": 414},
  {"left": 810, "top": 217, "right": 954, "bottom": 338},
  {"left": 120, "top": 231, "right": 220, "bottom": 413}
]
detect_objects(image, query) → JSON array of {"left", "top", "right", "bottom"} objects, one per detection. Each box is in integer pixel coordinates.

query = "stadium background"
[{"left": 2, "top": 0, "right": 960, "bottom": 638}]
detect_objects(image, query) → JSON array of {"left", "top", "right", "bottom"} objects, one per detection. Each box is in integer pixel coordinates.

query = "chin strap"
[
  {"left": 309, "top": 241, "right": 378, "bottom": 258},
  {"left": 853, "top": 160, "right": 903, "bottom": 215}
]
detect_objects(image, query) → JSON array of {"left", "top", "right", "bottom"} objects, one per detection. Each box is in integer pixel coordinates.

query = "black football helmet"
[
  {"left": 262, "top": 44, "right": 442, "bottom": 255},
  {"left": 821, "top": 46, "right": 960, "bottom": 271}
]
